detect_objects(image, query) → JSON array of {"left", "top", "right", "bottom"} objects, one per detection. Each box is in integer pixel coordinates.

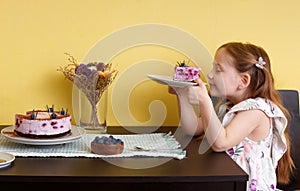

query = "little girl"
[{"left": 171, "top": 42, "right": 294, "bottom": 190}]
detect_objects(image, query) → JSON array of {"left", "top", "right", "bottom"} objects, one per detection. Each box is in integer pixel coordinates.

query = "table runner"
[{"left": 0, "top": 132, "right": 186, "bottom": 160}]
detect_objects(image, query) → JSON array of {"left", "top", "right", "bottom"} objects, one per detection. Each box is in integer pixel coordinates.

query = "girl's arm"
[
  {"left": 188, "top": 79, "right": 269, "bottom": 152},
  {"left": 169, "top": 86, "right": 204, "bottom": 136}
]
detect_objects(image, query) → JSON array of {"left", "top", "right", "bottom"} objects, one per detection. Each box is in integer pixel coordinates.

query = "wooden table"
[{"left": 0, "top": 126, "right": 248, "bottom": 191}]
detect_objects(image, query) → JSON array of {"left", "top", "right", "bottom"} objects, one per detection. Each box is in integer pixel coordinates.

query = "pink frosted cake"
[
  {"left": 15, "top": 106, "right": 72, "bottom": 138},
  {"left": 173, "top": 61, "right": 200, "bottom": 82}
]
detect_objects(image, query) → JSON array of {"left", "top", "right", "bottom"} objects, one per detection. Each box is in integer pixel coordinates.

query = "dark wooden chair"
[{"left": 277, "top": 90, "right": 300, "bottom": 191}]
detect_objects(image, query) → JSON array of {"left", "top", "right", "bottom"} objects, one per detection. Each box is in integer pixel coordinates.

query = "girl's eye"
[
  {"left": 214, "top": 66, "right": 221, "bottom": 72},
  {"left": 212, "top": 62, "right": 221, "bottom": 72}
]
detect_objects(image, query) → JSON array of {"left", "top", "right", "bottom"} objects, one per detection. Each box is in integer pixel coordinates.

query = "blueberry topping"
[
  {"left": 29, "top": 109, "right": 37, "bottom": 120},
  {"left": 47, "top": 104, "right": 54, "bottom": 112},
  {"left": 92, "top": 135, "right": 123, "bottom": 145},
  {"left": 30, "top": 113, "right": 36, "bottom": 119},
  {"left": 50, "top": 113, "right": 57, "bottom": 119},
  {"left": 60, "top": 108, "right": 68, "bottom": 115},
  {"left": 176, "top": 60, "right": 190, "bottom": 67}
]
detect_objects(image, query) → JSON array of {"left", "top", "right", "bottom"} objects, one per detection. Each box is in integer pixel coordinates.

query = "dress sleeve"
[
  {"left": 271, "top": 115, "right": 288, "bottom": 168},
  {"left": 222, "top": 98, "right": 288, "bottom": 167}
]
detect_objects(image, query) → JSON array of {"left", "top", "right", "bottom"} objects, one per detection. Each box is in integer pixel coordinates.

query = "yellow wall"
[{"left": 1, "top": 0, "right": 300, "bottom": 126}]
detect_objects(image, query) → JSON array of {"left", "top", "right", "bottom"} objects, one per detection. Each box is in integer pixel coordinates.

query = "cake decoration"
[
  {"left": 91, "top": 135, "right": 124, "bottom": 155},
  {"left": 29, "top": 110, "right": 37, "bottom": 120},
  {"left": 14, "top": 105, "right": 72, "bottom": 138},
  {"left": 173, "top": 60, "right": 201, "bottom": 82},
  {"left": 47, "top": 104, "right": 54, "bottom": 112}
]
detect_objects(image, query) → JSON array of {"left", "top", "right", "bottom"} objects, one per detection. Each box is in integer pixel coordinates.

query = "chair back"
[
  {"left": 277, "top": 89, "right": 300, "bottom": 191},
  {"left": 278, "top": 90, "right": 299, "bottom": 117}
]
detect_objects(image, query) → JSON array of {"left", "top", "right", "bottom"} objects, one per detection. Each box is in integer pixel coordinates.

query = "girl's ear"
[{"left": 239, "top": 73, "right": 251, "bottom": 89}]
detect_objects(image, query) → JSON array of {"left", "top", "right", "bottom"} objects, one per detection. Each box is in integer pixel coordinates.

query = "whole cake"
[
  {"left": 91, "top": 135, "right": 124, "bottom": 155},
  {"left": 15, "top": 105, "right": 72, "bottom": 138},
  {"left": 173, "top": 60, "right": 200, "bottom": 82}
]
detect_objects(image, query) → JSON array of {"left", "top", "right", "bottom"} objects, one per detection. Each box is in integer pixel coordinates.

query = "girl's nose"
[{"left": 207, "top": 71, "right": 213, "bottom": 80}]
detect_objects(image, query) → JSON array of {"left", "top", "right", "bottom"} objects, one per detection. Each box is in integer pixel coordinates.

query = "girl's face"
[{"left": 207, "top": 48, "right": 242, "bottom": 100}]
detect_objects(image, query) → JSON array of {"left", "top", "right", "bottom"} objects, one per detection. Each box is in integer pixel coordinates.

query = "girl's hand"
[
  {"left": 168, "top": 86, "right": 188, "bottom": 96},
  {"left": 187, "top": 78, "right": 209, "bottom": 105},
  {"left": 194, "top": 78, "right": 208, "bottom": 90},
  {"left": 168, "top": 86, "right": 176, "bottom": 94}
]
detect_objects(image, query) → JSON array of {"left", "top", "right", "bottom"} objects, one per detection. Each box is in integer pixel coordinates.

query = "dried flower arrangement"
[{"left": 57, "top": 53, "right": 118, "bottom": 128}]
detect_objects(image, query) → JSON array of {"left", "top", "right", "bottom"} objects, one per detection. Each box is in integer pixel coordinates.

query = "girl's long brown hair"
[{"left": 219, "top": 42, "right": 295, "bottom": 184}]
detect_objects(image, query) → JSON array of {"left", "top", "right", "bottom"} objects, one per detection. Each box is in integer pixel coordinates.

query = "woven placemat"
[{"left": 0, "top": 132, "right": 186, "bottom": 160}]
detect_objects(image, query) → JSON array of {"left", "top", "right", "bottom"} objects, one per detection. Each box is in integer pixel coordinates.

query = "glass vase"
[{"left": 73, "top": 87, "right": 108, "bottom": 134}]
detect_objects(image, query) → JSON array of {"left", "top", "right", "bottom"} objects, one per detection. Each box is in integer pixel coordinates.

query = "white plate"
[
  {"left": 1, "top": 126, "right": 85, "bottom": 146},
  {"left": 0, "top": 152, "right": 15, "bottom": 168},
  {"left": 147, "top": 74, "right": 197, "bottom": 88}
]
